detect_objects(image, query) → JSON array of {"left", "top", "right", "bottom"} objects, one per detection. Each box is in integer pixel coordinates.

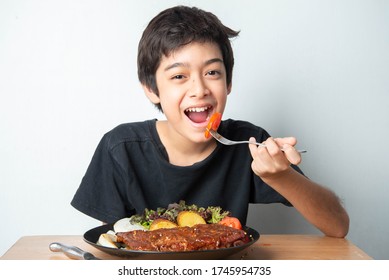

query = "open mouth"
[{"left": 184, "top": 105, "right": 213, "bottom": 124}]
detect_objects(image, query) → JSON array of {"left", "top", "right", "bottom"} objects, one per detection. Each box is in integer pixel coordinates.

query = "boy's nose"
[{"left": 189, "top": 78, "right": 209, "bottom": 98}]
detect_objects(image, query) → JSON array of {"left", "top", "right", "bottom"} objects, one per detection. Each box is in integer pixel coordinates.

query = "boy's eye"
[
  {"left": 207, "top": 70, "right": 219, "bottom": 76},
  {"left": 172, "top": 74, "right": 185, "bottom": 80}
]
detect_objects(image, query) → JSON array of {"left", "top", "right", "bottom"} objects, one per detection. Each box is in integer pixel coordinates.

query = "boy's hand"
[{"left": 248, "top": 137, "right": 301, "bottom": 180}]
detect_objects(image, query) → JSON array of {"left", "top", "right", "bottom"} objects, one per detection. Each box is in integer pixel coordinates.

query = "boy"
[{"left": 71, "top": 6, "right": 349, "bottom": 237}]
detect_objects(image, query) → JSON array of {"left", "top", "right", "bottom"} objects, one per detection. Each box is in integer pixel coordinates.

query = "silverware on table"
[
  {"left": 49, "top": 242, "right": 100, "bottom": 260},
  {"left": 209, "top": 129, "right": 307, "bottom": 153}
]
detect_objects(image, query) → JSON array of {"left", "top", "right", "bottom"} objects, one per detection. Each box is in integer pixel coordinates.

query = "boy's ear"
[
  {"left": 142, "top": 84, "right": 160, "bottom": 104},
  {"left": 227, "top": 83, "right": 232, "bottom": 95}
]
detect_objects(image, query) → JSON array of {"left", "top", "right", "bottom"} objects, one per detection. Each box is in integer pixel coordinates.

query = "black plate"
[{"left": 84, "top": 224, "right": 260, "bottom": 260}]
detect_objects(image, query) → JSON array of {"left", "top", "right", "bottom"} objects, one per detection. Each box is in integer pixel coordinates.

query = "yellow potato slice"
[
  {"left": 149, "top": 219, "right": 178, "bottom": 231},
  {"left": 176, "top": 211, "right": 206, "bottom": 227}
]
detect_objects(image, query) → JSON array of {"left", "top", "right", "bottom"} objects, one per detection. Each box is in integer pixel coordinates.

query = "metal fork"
[{"left": 209, "top": 129, "right": 307, "bottom": 153}]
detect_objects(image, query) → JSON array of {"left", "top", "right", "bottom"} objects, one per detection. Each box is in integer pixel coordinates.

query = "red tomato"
[
  {"left": 204, "top": 112, "right": 222, "bottom": 139},
  {"left": 218, "top": 217, "right": 242, "bottom": 230}
]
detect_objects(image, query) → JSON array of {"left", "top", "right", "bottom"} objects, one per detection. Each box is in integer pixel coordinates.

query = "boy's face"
[{"left": 144, "top": 42, "right": 231, "bottom": 143}]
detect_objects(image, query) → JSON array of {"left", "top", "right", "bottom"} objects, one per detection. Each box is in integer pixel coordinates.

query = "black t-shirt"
[{"left": 71, "top": 119, "right": 300, "bottom": 224}]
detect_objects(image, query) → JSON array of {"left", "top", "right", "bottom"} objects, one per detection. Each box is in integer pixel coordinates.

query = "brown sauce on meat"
[{"left": 116, "top": 223, "right": 250, "bottom": 252}]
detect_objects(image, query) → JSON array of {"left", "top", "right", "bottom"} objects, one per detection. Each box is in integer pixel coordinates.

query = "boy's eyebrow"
[
  {"left": 205, "top": 58, "right": 224, "bottom": 66},
  {"left": 164, "top": 58, "right": 224, "bottom": 71}
]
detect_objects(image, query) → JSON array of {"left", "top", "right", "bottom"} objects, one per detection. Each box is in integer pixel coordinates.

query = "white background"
[
  {"left": 0, "top": 260, "right": 387, "bottom": 279},
  {"left": 1, "top": 0, "right": 388, "bottom": 259}
]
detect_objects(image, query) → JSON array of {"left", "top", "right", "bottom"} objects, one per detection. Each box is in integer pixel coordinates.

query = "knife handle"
[{"left": 49, "top": 242, "right": 90, "bottom": 260}]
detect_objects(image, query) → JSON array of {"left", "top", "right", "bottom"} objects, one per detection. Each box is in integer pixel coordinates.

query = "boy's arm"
[{"left": 249, "top": 137, "right": 350, "bottom": 238}]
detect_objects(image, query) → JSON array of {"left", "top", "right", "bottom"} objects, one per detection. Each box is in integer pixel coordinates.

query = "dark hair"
[{"left": 137, "top": 6, "right": 239, "bottom": 111}]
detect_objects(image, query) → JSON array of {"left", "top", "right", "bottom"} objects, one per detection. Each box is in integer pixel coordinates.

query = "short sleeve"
[
  {"left": 250, "top": 163, "right": 305, "bottom": 206},
  {"left": 70, "top": 134, "right": 129, "bottom": 223}
]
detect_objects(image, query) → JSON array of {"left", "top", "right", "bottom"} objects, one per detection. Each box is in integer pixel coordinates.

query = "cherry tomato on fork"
[
  {"left": 204, "top": 112, "right": 222, "bottom": 139},
  {"left": 218, "top": 217, "right": 242, "bottom": 230}
]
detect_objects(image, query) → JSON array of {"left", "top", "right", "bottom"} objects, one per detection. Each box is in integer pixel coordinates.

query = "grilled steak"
[{"left": 116, "top": 223, "right": 250, "bottom": 252}]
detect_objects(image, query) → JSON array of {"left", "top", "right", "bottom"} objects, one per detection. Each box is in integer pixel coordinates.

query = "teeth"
[{"left": 185, "top": 106, "right": 211, "bottom": 113}]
